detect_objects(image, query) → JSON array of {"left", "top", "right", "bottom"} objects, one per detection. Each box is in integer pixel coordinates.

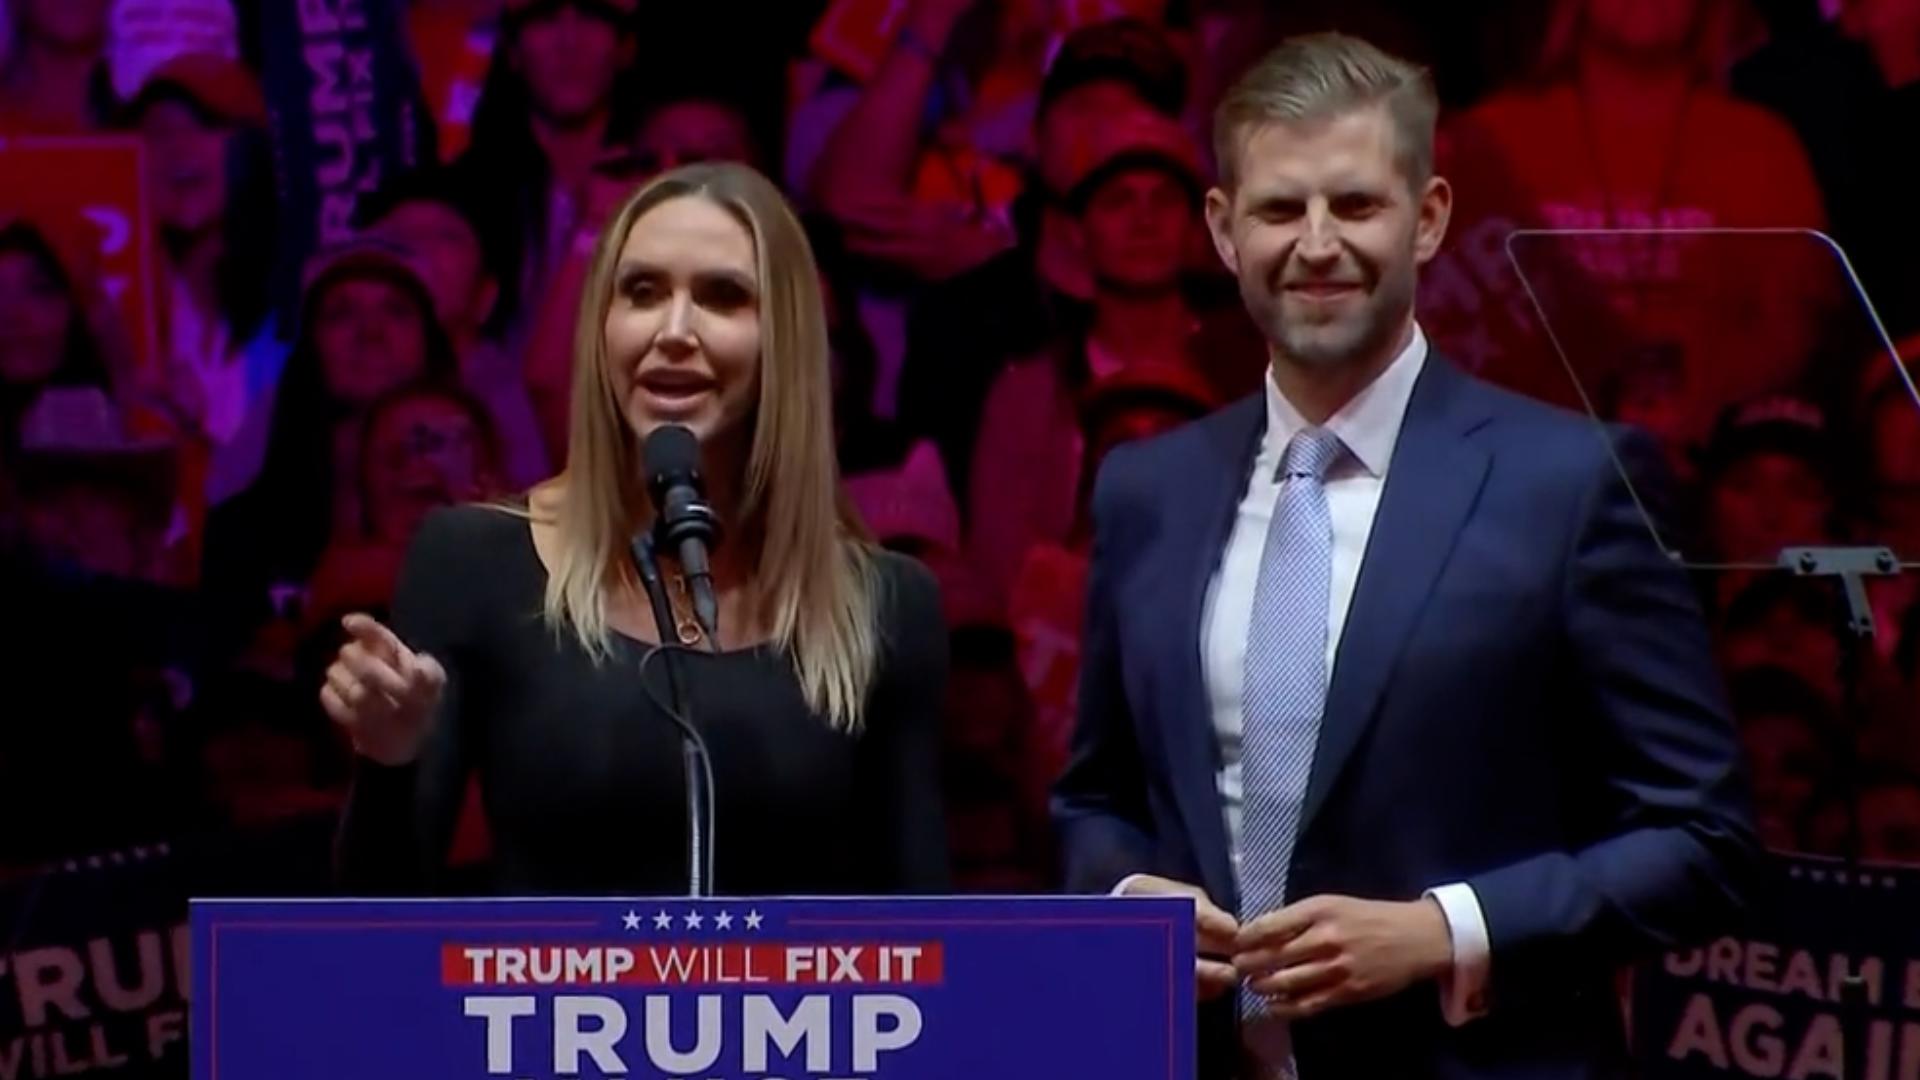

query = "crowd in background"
[{"left": 1, "top": 0, "right": 1917, "bottom": 893}]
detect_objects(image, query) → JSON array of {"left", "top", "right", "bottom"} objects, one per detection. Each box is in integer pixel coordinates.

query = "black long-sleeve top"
[{"left": 337, "top": 505, "right": 950, "bottom": 896}]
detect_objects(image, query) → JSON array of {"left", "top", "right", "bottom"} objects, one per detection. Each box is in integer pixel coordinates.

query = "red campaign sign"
[
  {"left": 441, "top": 942, "right": 946, "bottom": 987},
  {"left": 808, "top": 0, "right": 913, "bottom": 82},
  {"left": 0, "top": 137, "right": 160, "bottom": 383}
]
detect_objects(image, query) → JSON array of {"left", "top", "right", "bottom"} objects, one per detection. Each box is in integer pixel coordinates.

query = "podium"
[{"left": 191, "top": 895, "right": 1195, "bottom": 1079}]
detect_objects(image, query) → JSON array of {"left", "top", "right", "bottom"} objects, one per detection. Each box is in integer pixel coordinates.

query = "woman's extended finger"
[
  {"left": 342, "top": 613, "right": 414, "bottom": 667},
  {"left": 338, "top": 641, "right": 413, "bottom": 699}
]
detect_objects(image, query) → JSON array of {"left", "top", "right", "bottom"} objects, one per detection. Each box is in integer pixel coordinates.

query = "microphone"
[{"left": 643, "top": 424, "right": 722, "bottom": 646}]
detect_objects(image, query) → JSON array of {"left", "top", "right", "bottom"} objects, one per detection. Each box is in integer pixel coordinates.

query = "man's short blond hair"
[{"left": 1213, "top": 32, "right": 1438, "bottom": 191}]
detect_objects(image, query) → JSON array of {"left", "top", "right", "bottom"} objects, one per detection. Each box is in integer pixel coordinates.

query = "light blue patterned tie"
[{"left": 1239, "top": 427, "right": 1344, "bottom": 1080}]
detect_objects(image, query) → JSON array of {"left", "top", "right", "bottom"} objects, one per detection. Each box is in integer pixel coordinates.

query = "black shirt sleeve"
[{"left": 334, "top": 506, "right": 488, "bottom": 894}]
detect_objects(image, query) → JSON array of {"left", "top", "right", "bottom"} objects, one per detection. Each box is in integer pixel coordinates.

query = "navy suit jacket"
[{"left": 1053, "top": 354, "right": 1757, "bottom": 1080}]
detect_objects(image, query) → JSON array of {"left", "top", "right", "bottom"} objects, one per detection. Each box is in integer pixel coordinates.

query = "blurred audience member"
[
  {"left": 941, "top": 622, "right": 1051, "bottom": 891},
  {"left": 1008, "top": 361, "right": 1219, "bottom": 795},
  {"left": 407, "top": 0, "right": 506, "bottom": 162},
  {"left": 1718, "top": 569, "right": 1916, "bottom": 787},
  {"left": 1862, "top": 369, "right": 1920, "bottom": 659},
  {"left": 199, "top": 243, "right": 458, "bottom": 676},
  {"left": 1599, "top": 342, "right": 1691, "bottom": 482},
  {"left": 810, "top": 214, "right": 908, "bottom": 475},
  {"left": 13, "top": 385, "right": 174, "bottom": 579},
  {"left": 105, "top": 0, "right": 240, "bottom": 101},
  {"left": 358, "top": 167, "right": 548, "bottom": 488},
  {"left": 456, "top": 0, "right": 639, "bottom": 346},
  {"left": 1696, "top": 396, "right": 1842, "bottom": 572},
  {"left": 1806, "top": 769, "right": 1920, "bottom": 865},
  {"left": 1719, "top": 574, "right": 1845, "bottom": 702},
  {"left": 800, "top": 0, "right": 1049, "bottom": 280},
  {"left": 966, "top": 109, "right": 1250, "bottom": 615},
  {"left": 898, "top": 17, "right": 1191, "bottom": 499},
  {"left": 634, "top": 90, "right": 763, "bottom": 178},
  {"left": 0, "top": 213, "right": 131, "bottom": 448},
  {"left": 1, "top": 387, "right": 188, "bottom": 871},
  {"left": 846, "top": 437, "right": 961, "bottom": 559},
  {"left": 1435, "top": 0, "right": 1828, "bottom": 433},
  {"left": 1867, "top": 371, "right": 1920, "bottom": 549},
  {"left": 1728, "top": 664, "right": 1833, "bottom": 852},
  {"left": 302, "top": 380, "right": 504, "bottom": 636},
  {"left": 0, "top": 0, "right": 110, "bottom": 133},
  {"left": 121, "top": 53, "right": 282, "bottom": 505}
]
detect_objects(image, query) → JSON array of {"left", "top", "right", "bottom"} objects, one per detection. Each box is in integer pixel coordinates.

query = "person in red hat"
[
  {"left": 964, "top": 107, "right": 1255, "bottom": 619},
  {"left": 118, "top": 53, "right": 276, "bottom": 476}
]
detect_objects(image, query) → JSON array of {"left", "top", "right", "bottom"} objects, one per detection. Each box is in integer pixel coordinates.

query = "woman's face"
[
  {"left": 315, "top": 276, "right": 432, "bottom": 407},
  {"left": 512, "top": 4, "right": 625, "bottom": 127},
  {"left": 363, "top": 395, "right": 493, "bottom": 542},
  {"left": 141, "top": 100, "right": 230, "bottom": 237},
  {"left": 603, "top": 195, "right": 762, "bottom": 449},
  {"left": 0, "top": 248, "right": 74, "bottom": 387}
]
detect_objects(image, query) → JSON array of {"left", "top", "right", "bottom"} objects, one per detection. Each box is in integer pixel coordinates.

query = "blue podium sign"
[{"left": 191, "top": 896, "right": 1195, "bottom": 1080}]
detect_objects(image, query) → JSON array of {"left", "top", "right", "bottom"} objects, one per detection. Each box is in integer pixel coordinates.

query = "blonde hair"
[
  {"left": 543, "top": 162, "right": 880, "bottom": 731},
  {"left": 1213, "top": 31, "right": 1438, "bottom": 191}
]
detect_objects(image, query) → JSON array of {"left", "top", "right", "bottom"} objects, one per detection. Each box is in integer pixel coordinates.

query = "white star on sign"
[
  {"left": 713, "top": 911, "right": 734, "bottom": 930},
  {"left": 684, "top": 911, "right": 705, "bottom": 930},
  {"left": 744, "top": 910, "right": 764, "bottom": 931},
  {"left": 654, "top": 910, "right": 675, "bottom": 930},
  {"left": 622, "top": 910, "right": 642, "bottom": 931}
]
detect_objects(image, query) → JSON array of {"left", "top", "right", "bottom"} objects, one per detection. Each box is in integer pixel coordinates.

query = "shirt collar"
[{"left": 1261, "top": 322, "right": 1429, "bottom": 479}]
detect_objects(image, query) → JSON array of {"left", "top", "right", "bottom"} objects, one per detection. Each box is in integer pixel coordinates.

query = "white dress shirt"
[{"left": 1199, "top": 324, "right": 1490, "bottom": 1027}]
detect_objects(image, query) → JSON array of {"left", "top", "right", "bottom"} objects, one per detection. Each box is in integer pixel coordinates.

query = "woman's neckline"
[{"left": 505, "top": 504, "right": 777, "bottom": 659}]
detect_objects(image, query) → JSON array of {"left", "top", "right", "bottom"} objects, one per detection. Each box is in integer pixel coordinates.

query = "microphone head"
[{"left": 643, "top": 424, "right": 704, "bottom": 504}]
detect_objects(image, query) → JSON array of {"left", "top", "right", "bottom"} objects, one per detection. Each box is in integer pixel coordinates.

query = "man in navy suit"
[{"left": 1052, "top": 31, "right": 1756, "bottom": 1080}]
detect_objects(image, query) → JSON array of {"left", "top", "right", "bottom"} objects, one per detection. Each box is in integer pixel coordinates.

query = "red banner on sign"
[{"left": 0, "top": 137, "right": 160, "bottom": 386}]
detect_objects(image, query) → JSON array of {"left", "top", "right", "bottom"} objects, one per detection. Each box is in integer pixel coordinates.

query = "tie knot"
[{"left": 1280, "top": 427, "right": 1344, "bottom": 481}]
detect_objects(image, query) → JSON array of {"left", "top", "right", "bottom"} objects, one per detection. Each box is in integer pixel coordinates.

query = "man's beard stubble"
[{"left": 1268, "top": 259, "right": 1416, "bottom": 372}]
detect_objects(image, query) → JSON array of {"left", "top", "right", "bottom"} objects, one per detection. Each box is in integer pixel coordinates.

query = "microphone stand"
[
  {"left": 1776, "top": 544, "right": 1901, "bottom": 1080},
  {"left": 631, "top": 532, "right": 717, "bottom": 898}
]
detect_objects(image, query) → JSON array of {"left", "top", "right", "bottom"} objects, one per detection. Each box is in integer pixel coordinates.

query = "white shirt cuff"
[
  {"left": 1111, "top": 873, "right": 1149, "bottom": 896},
  {"left": 1426, "top": 882, "right": 1491, "bottom": 1025}
]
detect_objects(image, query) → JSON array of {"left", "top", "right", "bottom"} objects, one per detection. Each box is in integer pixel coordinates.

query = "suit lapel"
[
  {"left": 1162, "top": 394, "right": 1264, "bottom": 907},
  {"left": 1300, "top": 358, "right": 1494, "bottom": 836}
]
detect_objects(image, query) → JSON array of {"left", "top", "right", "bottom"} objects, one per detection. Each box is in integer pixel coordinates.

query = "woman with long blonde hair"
[{"left": 323, "top": 162, "right": 949, "bottom": 895}]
